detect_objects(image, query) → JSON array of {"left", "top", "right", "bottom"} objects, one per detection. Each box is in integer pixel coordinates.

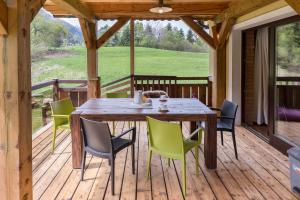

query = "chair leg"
[
  {"left": 111, "top": 157, "right": 115, "bottom": 195},
  {"left": 146, "top": 150, "right": 152, "bottom": 179},
  {"left": 81, "top": 151, "right": 87, "bottom": 181},
  {"left": 232, "top": 131, "right": 238, "bottom": 159},
  {"left": 167, "top": 158, "right": 170, "bottom": 167},
  {"left": 128, "top": 121, "right": 131, "bottom": 128},
  {"left": 132, "top": 144, "right": 135, "bottom": 174},
  {"left": 195, "top": 146, "right": 199, "bottom": 176},
  {"left": 221, "top": 131, "right": 224, "bottom": 146},
  {"left": 181, "top": 157, "right": 187, "bottom": 197},
  {"left": 52, "top": 126, "right": 57, "bottom": 152}
]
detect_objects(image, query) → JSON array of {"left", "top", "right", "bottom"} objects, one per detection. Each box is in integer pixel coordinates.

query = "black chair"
[
  {"left": 80, "top": 117, "right": 136, "bottom": 195},
  {"left": 199, "top": 100, "right": 239, "bottom": 159}
]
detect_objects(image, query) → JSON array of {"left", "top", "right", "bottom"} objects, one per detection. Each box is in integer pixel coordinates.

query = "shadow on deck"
[{"left": 32, "top": 122, "right": 299, "bottom": 200}]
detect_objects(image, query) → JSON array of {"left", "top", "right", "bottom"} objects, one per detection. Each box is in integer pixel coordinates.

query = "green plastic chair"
[
  {"left": 106, "top": 92, "right": 133, "bottom": 135},
  {"left": 146, "top": 117, "right": 202, "bottom": 196},
  {"left": 50, "top": 98, "right": 75, "bottom": 152}
]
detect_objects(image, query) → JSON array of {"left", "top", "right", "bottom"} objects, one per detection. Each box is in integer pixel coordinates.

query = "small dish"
[{"left": 159, "top": 98, "right": 168, "bottom": 102}]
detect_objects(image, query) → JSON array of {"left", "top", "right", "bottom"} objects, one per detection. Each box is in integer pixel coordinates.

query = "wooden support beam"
[
  {"left": 0, "top": 0, "right": 33, "bottom": 199},
  {"left": 51, "top": 0, "right": 95, "bottom": 22},
  {"left": 29, "top": 0, "right": 46, "bottom": 21},
  {"left": 181, "top": 16, "right": 216, "bottom": 49},
  {"left": 130, "top": 19, "right": 135, "bottom": 97},
  {"left": 212, "top": 44, "right": 226, "bottom": 107},
  {"left": 96, "top": 17, "right": 130, "bottom": 49},
  {"left": 217, "top": 17, "right": 236, "bottom": 48},
  {"left": 79, "top": 18, "right": 100, "bottom": 98},
  {"left": 285, "top": 0, "right": 300, "bottom": 15},
  {"left": 0, "top": 0, "right": 7, "bottom": 35},
  {"left": 215, "top": 0, "right": 276, "bottom": 22}
]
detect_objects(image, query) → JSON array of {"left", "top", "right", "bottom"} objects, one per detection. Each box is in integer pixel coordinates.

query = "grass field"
[
  {"left": 32, "top": 46, "right": 209, "bottom": 84},
  {"left": 31, "top": 46, "right": 209, "bottom": 133}
]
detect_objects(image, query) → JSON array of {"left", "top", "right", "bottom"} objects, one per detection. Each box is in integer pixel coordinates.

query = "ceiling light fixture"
[{"left": 149, "top": 0, "right": 172, "bottom": 14}]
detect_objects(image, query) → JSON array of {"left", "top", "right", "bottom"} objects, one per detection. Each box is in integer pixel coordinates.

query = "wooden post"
[
  {"left": 86, "top": 20, "right": 100, "bottom": 98},
  {"left": 130, "top": 19, "right": 135, "bottom": 97},
  {"left": 0, "top": 0, "right": 33, "bottom": 199},
  {"left": 212, "top": 45, "right": 227, "bottom": 107},
  {"left": 53, "top": 78, "right": 59, "bottom": 101}
]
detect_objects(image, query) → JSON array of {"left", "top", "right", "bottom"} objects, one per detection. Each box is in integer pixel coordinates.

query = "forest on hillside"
[{"left": 30, "top": 10, "right": 208, "bottom": 53}]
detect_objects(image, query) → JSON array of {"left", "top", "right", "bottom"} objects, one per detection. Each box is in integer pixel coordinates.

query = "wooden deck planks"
[{"left": 32, "top": 122, "right": 298, "bottom": 200}]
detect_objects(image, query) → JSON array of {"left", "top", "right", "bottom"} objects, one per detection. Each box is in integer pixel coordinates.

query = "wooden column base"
[{"left": 87, "top": 77, "right": 100, "bottom": 99}]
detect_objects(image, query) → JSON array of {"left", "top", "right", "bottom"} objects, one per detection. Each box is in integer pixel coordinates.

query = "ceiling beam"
[
  {"left": 44, "top": 2, "right": 228, "bottom": 19},
  {"left": 285, "top": 0, "right": 300, "bottom": 15},
  {"left": 215, "top": 0, "right": 277, "bottom": 22},
  {"left": 50, "top": 0, "right": 95, "bottom": 22},
  {"left": 97, "top": 17, "right": 130, "bottom": 48},
  {"left": 181, "top": 16, "right": 216, "bottom": 49},
  {"left": 0, "top": 0, "right": 7, "bottom": 35}
]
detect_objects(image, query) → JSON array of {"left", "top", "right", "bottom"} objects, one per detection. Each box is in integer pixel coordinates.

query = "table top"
[{"left": 73, "top": 98, "right": 215, "bottom": 121}]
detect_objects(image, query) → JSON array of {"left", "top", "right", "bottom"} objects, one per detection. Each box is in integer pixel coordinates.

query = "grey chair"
[
  {"left": 80, "top": 117, "right": 136, "bottom": 195},
  {"left": 199, "top": 100, "right": 239, "bottom": 159}
]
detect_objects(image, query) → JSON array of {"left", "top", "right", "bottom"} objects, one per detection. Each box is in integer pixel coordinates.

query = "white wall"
[{"left": 227, "top": 6, "right": 297, "bottom": 125}]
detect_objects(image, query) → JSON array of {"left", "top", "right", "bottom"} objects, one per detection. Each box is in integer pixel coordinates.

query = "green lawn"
[
  {"left": 32, "top": 46, "right": 209, "bottom": 85},
  {"left": 31, "top": 46, "right": 209, "bottom": 133}
]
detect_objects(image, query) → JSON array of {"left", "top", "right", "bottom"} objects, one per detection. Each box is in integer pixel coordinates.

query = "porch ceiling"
[{"left": 43, "top": 0, "right": 242, "bottom": 20}]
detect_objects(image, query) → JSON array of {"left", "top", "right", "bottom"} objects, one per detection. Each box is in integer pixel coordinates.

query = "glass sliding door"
[{"left": 275, "top": 20, "right": 300, "bottom": 146}]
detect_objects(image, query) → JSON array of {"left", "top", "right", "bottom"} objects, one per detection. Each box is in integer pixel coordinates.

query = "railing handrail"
[
  {"left": 277, "top": 77, "right": 300, "bottom": 82},
  {"left": 101, "top": 75, "right": 131, "bottom": 88},
  {"left": 32, "top": 79, "right": 87, "bottom": 91}
]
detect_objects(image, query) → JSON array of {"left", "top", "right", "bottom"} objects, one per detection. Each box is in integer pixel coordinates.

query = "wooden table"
[{"left": 70, "top": 98, "right": 217, "bottom": 169}]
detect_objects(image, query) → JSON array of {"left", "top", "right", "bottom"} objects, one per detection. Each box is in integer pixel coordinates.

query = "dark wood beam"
[
  {"left": 29, "top": 0, "right": 46, "bottom": 21},
  {"left": 0, "top": 0, "right": 7, "bottom": 35},
  {"left": 181, "top": 16, "right": 216, "bottom": 49},
  {"left": 215, "top": 0, "right": 276, "bottom": 22},
  {"left": 285, "top": 0, "right": 300, "bottom": 15},
  {"left": 51, "top": 0, "right": 95, "bottom": 22},
  {"left": 96, "top": 17, "right": 130, "bottom": 49}
]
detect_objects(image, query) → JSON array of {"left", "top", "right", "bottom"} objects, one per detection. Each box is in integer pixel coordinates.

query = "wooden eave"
[{"left": 43, "top": 0, "right": 237, "bottom": 20}]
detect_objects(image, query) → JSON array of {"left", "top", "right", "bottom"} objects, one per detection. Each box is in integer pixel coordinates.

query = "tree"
[
  {"left": 179, "top": 28, "right": 185, "bottom": 39},
  {"left": 135, "top": 22, "right": 145, "bottom": 46},
  {"left": 120, "top": 25, "right": 130, "bottom": 46},
  {"left": 166, "top": 23, "right": 172, "bottom": 31},
  {"left": 187, "top": 29, "right": 195, "bottom": 44}
]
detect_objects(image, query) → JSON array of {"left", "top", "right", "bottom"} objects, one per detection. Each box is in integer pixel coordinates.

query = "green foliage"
[
  {"left": 31, "top": 14, "right": 67, "bottom": 48},
  {"left": 187, "top": 29, "right": 195, "bottom": 44},
  {"left": 276, "top": 21, "right": 300, "bottom": 69},
  {"left": 120, "top": 25, "right": 130, "bottom": 46}
]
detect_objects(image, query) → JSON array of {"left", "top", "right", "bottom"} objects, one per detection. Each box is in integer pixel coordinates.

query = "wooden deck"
[{"left": 32, "top": 122, "right": 300, "bottom": 200}]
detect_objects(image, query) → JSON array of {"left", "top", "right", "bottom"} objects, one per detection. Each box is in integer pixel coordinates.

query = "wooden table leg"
[
  {"left": 71, "top": 111, "right": 83, "bottom": 169},
  {"left": 204, "top": 113, "right": 217, "bottom": 169}
]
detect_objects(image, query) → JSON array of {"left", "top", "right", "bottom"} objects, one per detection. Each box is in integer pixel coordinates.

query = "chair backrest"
[
  {"left": 106, "top": 91, "right": 128, "bottom": 98},
  {"left": 146, "top": 117, "right": 184, "bottom": 156},
  {"left": 142, "top": 90, "right": 168, "bottom": 98},
  {"left": 80, "top": 118, "right": 112, "bottom": 154},
  {"left": 50, "top": 98, "right": 75, "bottom": 115},
  {"left": 220, "top": 100, "right": 238, "bottom": 129}
]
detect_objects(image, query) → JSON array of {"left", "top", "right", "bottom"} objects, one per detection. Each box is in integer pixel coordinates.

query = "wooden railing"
[
  {"left": 32, "top": 75, "right": 212, "bottom": 128},
  {"left": 277, "top": 76, "right": 300, "bottom": 109},
  {"left": 101, "top": 75, "right": 212, "bottom": 106}
]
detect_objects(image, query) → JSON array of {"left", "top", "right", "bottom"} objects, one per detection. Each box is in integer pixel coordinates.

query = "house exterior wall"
[{"left": 225, "top": 1, "right": 297, "bottom": 125}]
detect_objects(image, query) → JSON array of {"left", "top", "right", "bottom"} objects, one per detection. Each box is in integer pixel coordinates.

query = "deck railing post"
[
  {"left": 208, "top": 76, "right": 213, "bottom": 106},
  {"left": 53, "top": 78, "right": 59, "bottom": 101}
]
